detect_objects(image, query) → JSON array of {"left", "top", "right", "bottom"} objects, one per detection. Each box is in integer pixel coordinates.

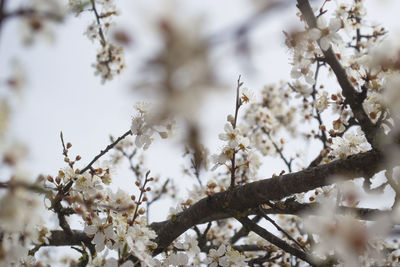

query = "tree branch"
[
  {"left": 46, "top": 230, "right": 87, "bottom": 246},
  {"left": 41, "top": 149, "right": 392, "bottom": 261},
  {"left": 151, "top": 149, "right": 385, "bottom": 255},
  {"left": 296, "top": 0, "right": 381, "bottom": 147},
  {"left": 258, "top": 206, "right": 307, "bottom": 252},
  {"left": 80, "top": 129, "right": 132, "bottom": 174},
  {"left": 236, "top": 216, "right": 315, "bottom": 265}
]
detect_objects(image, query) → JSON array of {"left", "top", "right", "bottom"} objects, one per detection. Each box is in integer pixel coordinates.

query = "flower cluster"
[
  {"left": 211, "top": 84, "right": 254, "bottom": 181},
  {"left": 19, "top": 0, "right": 65, "bottom": 45},
  {"left": 329, "top": 125, "right": 370, "bottom": 159},
  {"left": 69, "top": 0, "right": 126, "bottom": 83},
  {"left": 130, "top": 102, "right": 175, "bottom": 150},
  {"left": 48, "top": 159, "right": 159, "bottom": 265},
  {"left": 205, "top": 244, "right": 248, "bottom": 267}
]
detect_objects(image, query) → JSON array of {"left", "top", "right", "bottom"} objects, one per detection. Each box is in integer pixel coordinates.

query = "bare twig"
[
  {"left": 230, "top": 215, "right": 261, "bottom": 245},
  {"left": 311, "top": 61, "right": 328, "bottom": 148},
  {"left": 80, "top": 130, "right": 132, "bottom": 174},
  {"left": 207, "top": 1, "right": 290, "bottom": 45},
  {"left": 261, "top": 127, "right": 293, "bottom": 172},
  {"left": 258, "top": 206, "right": 307, "bottom": 252},
  {"left": 131, "top": 170, "right": 152, "bottom": 225},
  {"left": 147, "top": 179, "right": 170, "bottom": 206},
  {"left": 236, "top": 216, "right": 315, "bottom": 265},
  {"left": 230, "top": 76, "right": 244, "bottom": 188}
]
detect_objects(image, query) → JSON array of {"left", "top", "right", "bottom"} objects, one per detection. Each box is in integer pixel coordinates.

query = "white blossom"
[
  {"left": 330, "top": 128, "right": 370, "bottom": 158},
  {"left": 316, "top": 91, "right": 329, "bottom": 112},
  {"left": 309, "top": 16, "right": 342, "bottom": 51}
]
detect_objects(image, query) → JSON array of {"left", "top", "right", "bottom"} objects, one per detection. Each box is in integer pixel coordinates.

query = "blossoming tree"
[{"left": 1, "top": 0, "right": 400, "bottom": 266}]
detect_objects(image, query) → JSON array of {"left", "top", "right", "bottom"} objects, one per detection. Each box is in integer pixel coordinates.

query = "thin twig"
[
  {"left": 230, "top": 215, "right": 261, "bottom": 245},
  {"left": 90, "top": 0, "right": 106, "bottom": 46},
  {"left": 258, "top": 206, "right": 307, "bottom": 252},
  {"left": 311, "top": 61, "right": 328, "bottom": 148},
  {"left": 131, "top": 170, "right": 151, "bottom": 225},
  {"left": 52, "top": 130, "right": 131, "bottom": 236},
  {"left": 236, "top": 216, "right": 316, "bottom": 266},
  {"left": 261, "top": 127, "right": 292, "bottom": 172},
  {"left": 230, "top": 76, "right": 243, "bottom": 188},
  {"left": 80, "top": 129, "right": 131, "bottom": 174}
]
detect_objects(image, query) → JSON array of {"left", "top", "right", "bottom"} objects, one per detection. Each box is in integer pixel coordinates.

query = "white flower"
[
  {"left": 224, "top": 246, "right": 248, "bottom": 267},
  {"left": 330, "top": 128, "right": 370, "bottom": 158},
  {"left": 84, "top": 217, "right": 117, "bottom": 252},
  {"left": 205, "top": 244, "right": 247, "bottom": 267},
  {"left": 291, "top": 62, "right": 315, "bottom": 85},
  {"left": 19, "top": 0, "right": 65, "bottom": 46},
  {"left": 241, "top": 87, "right": 256, "bottom": 103},
  {"left": 124, "top": 222, "right": 157, "bottom": 259},
  {"left": 211, "top": 147, "right": 234, "bottom": 170},
  {"left": 309, "top": 17, "right": 342, "bottom": 51},
  {"left": 0, "top": 187, "right": 43, "bottom": 233},
  {"left": 107, "top": 188, "right": 136, "bottom": 213},
  {"left": 183, "top": 234, "right": 201, "bottom": 257},
  {"left": 247, "top": 150, "right": 261, "bottom": 177},
  {"left": 316, "top": 91, "right": 329, "bottom": 112},
  {"left": 135, "top": 102, "right": 151, "bottom": 114},
  {"left": 68, "top": 0, "right": 85, "bottom": 14},
  {"left": 84, "top": 21, "right": 99, "bottom": 42},
  {"left": 292, "top": 80, "right": 313, "bottom": 97},
  {"left": 74, "top": 172, "right": 103, "bottom": 195},
  {"left": 166, "top": 252, "right": 189, "bottom": 266},
  {"left": 131, "top": 116, "right": 153, "bottom": 150},
  {"left": 205, "top": 244, "right": 227, "bottom": 267},
  {"left": 92, "top": 43, "right": 125, "bottom": 83},
  {"left": 97, "top": 0, "right": 117, "bottom": 12},
  {"left": 218, "top": 123, "right": 242, "bottom": 149}
]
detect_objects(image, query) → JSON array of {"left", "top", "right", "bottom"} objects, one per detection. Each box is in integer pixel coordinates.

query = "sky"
[{"left": 1, "top": 0, "right": 400, "bottom": 224}]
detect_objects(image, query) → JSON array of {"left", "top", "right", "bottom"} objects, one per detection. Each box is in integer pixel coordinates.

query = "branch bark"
[
  {"left": 151, "top": 149, "right": 384, "bottom": 254},
  {"left": 44, "top": 149, "right": 391, "bottom": 258},
  {"left": 47, "top": 230, "right": 93, "bottom": 247}
]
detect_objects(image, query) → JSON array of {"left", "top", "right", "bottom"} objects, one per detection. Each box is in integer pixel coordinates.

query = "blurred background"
[{"left": 0, "top": 0, "right": 399, "bottom": 223}]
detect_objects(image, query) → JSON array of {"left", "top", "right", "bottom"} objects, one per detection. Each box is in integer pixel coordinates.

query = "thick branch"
[
  {"left": 47, "top": 230, "right": 92, "bottom": 247},
  {"left": 42, "top": 150, "right": 390, "bottom": 260},
  {"left": 0, "top": 0, "right": 5, "bottom": 35},
  {"left": 151, "top": 149, "right": 385, "bottom": 254},
  {"left": 265, "top": 199, "right": 391, "bottom": 221},
  {"left": 183, "top": 200, "right": 390, "bottom": 225}
]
